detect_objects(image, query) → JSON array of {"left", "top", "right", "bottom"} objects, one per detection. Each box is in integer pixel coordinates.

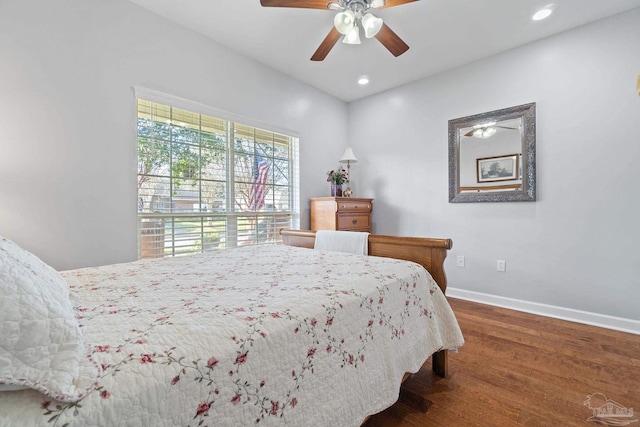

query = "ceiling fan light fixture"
[
  {"left": 334, "top": 10, "right": 356, "bottom": 35},
  {"left": 260, "top": 0, "right": 412, "bottom": 61},
  {"left": 473, "top": 126, "right": 497, "bottom": 138},
  {"left": 362, "top": 13, "right": 383, "bottom": 38},
  {"left": 343, "top": 25, "right": 361, "bottom": 44}
]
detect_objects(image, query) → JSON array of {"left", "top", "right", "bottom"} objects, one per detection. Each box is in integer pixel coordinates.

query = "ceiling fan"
[
  {"left": 259, "top": 0, "right": 417, "bottom": 61},
  {"left": 464, "top": 122, "right": 518, "bottom": 138}
]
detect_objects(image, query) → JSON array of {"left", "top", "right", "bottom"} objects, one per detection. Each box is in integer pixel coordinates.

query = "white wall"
[
  {"left": 0, "top": 0, "right": 348, "bottom": 270},
  {"left": 348, "top": 9, "right": 640, "bottom": 322}
]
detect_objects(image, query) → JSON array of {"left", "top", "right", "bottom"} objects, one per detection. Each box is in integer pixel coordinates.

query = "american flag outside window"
[{"left": 248, "top": 157, "right": 271, "bottom": 211}]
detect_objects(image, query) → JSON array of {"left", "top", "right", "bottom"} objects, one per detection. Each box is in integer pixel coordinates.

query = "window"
[{"left": 136, "top": 98, "right": 299, "bottom": 259}]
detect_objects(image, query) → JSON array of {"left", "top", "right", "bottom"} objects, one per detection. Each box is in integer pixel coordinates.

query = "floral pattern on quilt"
[{"left": 0, "top": 245, "right": 463, "bottom": 427}]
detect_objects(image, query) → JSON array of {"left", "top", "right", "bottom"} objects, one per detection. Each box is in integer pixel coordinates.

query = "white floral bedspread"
[{"left": 0, "top": 245, "right": 463, "bottom": 427}]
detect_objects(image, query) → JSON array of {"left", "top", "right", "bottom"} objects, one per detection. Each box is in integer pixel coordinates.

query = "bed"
[{"left": 0, "top": 230, "right": 463, "bottom": 426}]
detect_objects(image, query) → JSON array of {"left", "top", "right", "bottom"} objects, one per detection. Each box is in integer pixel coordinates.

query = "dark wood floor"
[{"left": 364, "top": 298, "right": 640, "bottom": 427}]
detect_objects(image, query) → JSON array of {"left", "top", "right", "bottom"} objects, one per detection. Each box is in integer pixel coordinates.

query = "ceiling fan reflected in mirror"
[
  {"left": 464, "top": 122, "right": 518, "bottom": 139},
  {"left": 259, "top": 0, "right": 416, "bottom": 61}
]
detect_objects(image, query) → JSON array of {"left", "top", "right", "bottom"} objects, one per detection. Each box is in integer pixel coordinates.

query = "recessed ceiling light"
[
  {"left": 532, "top": 4, "right": 556, "bottom": 21},
  {"left": 358, "top": 76, "right": 369, "bottom": 85}
]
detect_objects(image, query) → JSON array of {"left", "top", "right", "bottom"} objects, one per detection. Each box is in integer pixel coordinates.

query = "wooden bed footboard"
[{"left": 280, "top": 229, "right": 453, "bottom": 377}]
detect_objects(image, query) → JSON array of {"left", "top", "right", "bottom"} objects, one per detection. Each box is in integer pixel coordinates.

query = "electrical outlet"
[
  {"left": 497, "top": 260, "right": 506, "bottom": 272},
  {"left": 456, "top": 255, "right": 465, "bottom": 267}
]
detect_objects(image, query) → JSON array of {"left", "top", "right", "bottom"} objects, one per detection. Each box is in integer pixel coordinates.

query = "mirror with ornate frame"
[{"left": 448, "top": 102, "right": 536, "bottom": 203}]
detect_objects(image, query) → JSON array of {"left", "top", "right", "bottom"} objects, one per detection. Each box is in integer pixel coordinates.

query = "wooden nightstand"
[{"left": 310, "top": 197, "right": 373, "bottom": 232}]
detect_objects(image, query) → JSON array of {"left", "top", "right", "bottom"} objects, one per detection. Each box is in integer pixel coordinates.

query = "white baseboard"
[{"left": 446, "top": 288, "right": 640, "bottom": 335}]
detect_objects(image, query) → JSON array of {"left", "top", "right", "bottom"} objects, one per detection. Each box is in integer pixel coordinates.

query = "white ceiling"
[{"left": 127, "top": 0, "right": 640, "bottom": 102}]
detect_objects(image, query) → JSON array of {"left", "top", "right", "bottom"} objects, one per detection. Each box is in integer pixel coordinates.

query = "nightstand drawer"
[
  {"left": 336, "top": 200, "right": 372, "bottom": 212},
  {"left": 337, "top": 214, "right": 371, "bottom": 230}
]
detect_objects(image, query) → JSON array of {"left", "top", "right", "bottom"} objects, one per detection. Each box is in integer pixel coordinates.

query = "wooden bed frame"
[{"left": 280, "top": 229, "right": 453, "bottom": 378}]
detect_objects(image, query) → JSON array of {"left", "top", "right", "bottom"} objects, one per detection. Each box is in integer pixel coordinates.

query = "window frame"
[{"left": 135, "top": 88, "right": 300, "bottom": 259}]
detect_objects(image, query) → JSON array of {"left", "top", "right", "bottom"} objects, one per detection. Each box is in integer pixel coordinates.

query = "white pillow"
[{"left": 0, "top": 236, "right": 100, "bottom": 402}]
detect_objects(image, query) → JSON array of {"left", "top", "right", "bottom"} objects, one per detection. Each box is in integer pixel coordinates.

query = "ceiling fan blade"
[
  {"left": 311, "top": 27, "right": 341, "bottom": 61},
  {"left": 464, "top": 130, "right": 475, "bottom": 137},
  {"left": 378, "top": 0, "right": 419, "bottom": 9},
  {"left": 496, "top": 126, "right": 518, "bottom": 130},
  {"left": 374, "top": 23, "right": 409, "bottom": 57},
  {"left": 260, "top": 0, "right": 333, "bottom": 9}
]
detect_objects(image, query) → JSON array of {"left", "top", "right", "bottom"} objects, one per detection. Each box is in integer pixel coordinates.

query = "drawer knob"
[{"left": 352, "top": 219, "right": 358, "bottom": 225}]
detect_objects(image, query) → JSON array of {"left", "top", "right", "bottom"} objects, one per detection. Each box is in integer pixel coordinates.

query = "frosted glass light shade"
[
  {"left": 343, "top": 25, "right": 361, "bottom": 45},
  {"left": 334, "top": 10, "right": 356, "bottom": 35},
  {"left": 362, "top": 13, "right": 383, "bottom": 38},
  {"left": 483, "top": 127, "right": 497, "bottom": 138}
]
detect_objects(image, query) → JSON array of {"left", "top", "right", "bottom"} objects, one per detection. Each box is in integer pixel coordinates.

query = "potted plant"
[{"left": 326, "top": 166, "right": 347, "bottom": 197}]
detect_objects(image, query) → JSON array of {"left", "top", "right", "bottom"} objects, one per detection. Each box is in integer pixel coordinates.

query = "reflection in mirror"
[{"left": 448, "top": 103, "right": 536, "bottom": 203}]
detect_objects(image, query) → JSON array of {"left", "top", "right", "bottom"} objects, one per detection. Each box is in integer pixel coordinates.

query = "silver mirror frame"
[{"left": 448, "top": 102, "right": 536, "bottom": 203}]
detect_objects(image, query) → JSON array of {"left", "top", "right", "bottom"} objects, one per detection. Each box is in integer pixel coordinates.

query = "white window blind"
[{"left": 136, "top": 98, "right": 299, "bottom": 259}]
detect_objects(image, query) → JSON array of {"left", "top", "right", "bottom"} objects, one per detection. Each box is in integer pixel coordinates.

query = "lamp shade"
[
  {"left": 362, "top": 13, "right": 383, "bottom": 38},
  {"left": 334, "top": 10, "right": 356, "bottom": 35},
  {"left": 339, "top": 147, "right": 358, "bottom": 163},
  {"left": 342, "top": 25, "right": 361, "bottom": 45}
]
